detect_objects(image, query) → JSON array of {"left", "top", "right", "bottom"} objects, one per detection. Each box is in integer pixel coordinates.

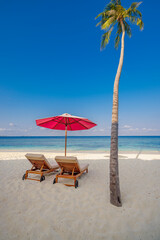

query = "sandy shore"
[{"left": 0, "top": 151, "right": 160, "bottom": 240}]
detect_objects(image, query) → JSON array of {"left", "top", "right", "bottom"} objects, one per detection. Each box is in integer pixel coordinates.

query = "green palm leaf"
[
  {"left": 96, "top": 0, "right": 144, "bottom": 49},
  {"left": 114, "top": 21, "right": 121, "bottom": 49},
  {"left": 115, "top": 34, "right": 120, "bottom": 49},
  {"left": 124, "top": 21, "right": 132, "bottom": 37},
  {"left": 137, "top": 18, "right": 144, "bottom": 30},
  {"left": 101, "top": 27, "right": 113, "bottom": 50},
  {"left": 101, "top": 16, "right": 116, "bottom": 30}
]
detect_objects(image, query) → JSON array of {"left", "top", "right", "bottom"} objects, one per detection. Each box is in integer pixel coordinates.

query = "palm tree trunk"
[{"left": 110, "top": 19, "right": 125, "bottom": 207}]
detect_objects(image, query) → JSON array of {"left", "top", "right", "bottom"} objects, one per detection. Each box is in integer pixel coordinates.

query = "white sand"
[{"left": 0, "top": 151, "right": 160, "bottom": 240}]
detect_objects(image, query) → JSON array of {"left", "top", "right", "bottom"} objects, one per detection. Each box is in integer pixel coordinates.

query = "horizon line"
[{"left": 0, "top": 135, "right": 160, "bottom": 137}]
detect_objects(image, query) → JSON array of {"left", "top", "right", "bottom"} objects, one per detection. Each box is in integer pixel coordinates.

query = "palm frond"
[
  {"left": 111, "top": 0, "right": 121, "bottom": 5},
  {"left": 95, "top": 12, "right": 103, "bottom": 20},
  {"left": 114, "top": 21, "right": 122, "bottom": 49},
  {"left": 130, "top": 2, "right": 142, "bottom": 9},
  {"left": 96, "top": 0, "right": 144, "bottom": 51},
  {"left": 101, "top": 27, "right": 113, "bottom": 50},
  {"left": 123, "top": 21, "right": 132, "bottom": 37},
  {"left": 101, "top": 16, "right": 116, "bottom": 30},
  {"left": 135, "top": 9, "right": 142, "bottom": 18},
  {"left": 96, "top": 12, "right": 109, "bottom": 27},
  {"left": 128, "top": 14, "right": 144, "bottom": 30},
  {"left": 105, "top": 3, "right": 116, "bottom": 11},
  {"left": 116, "top": 21, "right": 122, "bottom": 35},
  {"left": 115, "top": 35, "right": 120, "bottom": 49},
  {"left": 107, "top": 9, "right": 116, "bottom": 16},
  {"left": 129, "top": 15, "right": 138, "bottom": 24},
  {"left": 137, "top": 18, "right": 144, "bottom": 30},
  {"left": 127, "top": 1, "right": 142, "bottom": 17},
  {"left": 126, "top": 2, "right": 143, "bottom": 20}
]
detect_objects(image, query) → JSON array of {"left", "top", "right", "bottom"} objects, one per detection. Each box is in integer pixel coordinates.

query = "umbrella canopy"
[{"left": 36, "top": 113, "right": 97, "bottom": 156}]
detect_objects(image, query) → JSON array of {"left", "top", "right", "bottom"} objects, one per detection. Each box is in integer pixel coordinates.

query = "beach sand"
[{"left": 0, "top": 151, "right": 160, "bottom": 240}]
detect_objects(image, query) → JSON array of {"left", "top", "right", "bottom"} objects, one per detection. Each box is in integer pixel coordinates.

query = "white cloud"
[
  {"left": 92, "top": 128, "right": 107, "bottom": 133},
  {"left": 128, "top": 128, "right": 139, "bottom": 131},
  {"left": 142, "top": 128, "right": 158, "bottom": 132},
  {"left": 0, "top": 127, "right": 30, "bottom": 133},
  {"left": 123, "top": 125, "right": 132, "bottom": 129},
  {"left": 99, "top": 128, "right": 105, "bottom": 132},
  {"left": 0, "top": 128, "right": 7, "bottom": 131},
  {"left": 9, "top": 123, "right": 14, "bottom": 126}
]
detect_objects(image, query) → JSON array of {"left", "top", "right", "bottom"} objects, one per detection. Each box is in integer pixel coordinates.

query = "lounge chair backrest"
[
  {"left": 25, "top": 153, "right": 52, "bottom": 170},
  {"left": 55, "top": 156, "right": 81, "bottom": 173}
]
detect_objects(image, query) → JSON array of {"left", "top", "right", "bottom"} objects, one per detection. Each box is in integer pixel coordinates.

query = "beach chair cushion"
[
  {"left": 25, "top": 153, "right": 56, "bottom": 170},
  {"left": 55, "top": 156, "right": 89, "bottom": 173}
]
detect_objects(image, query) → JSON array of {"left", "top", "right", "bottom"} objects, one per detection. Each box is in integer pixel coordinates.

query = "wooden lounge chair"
[
  {"left": 22, "top": 153, "right": 59, "bottom": 182},
  {"left": 53, "top": 156, "right": 89, "bottom": 188}
]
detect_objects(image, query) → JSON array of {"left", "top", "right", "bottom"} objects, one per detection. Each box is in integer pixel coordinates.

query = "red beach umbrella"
[{"left": 36, "top": 113, "right": 97, "bottom": 156}]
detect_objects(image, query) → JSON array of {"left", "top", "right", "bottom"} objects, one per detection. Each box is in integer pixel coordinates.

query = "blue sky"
[{"left": 0, "top": 0, "right": 160, "bottom": 136}]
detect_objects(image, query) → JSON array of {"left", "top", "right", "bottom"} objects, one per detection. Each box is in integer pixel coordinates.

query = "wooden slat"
[
  {"left": 24, "top": 154, "right": 59, "bottom": 182},
  {"left": 25, "top": 153, "right": 52, "bottom": 169},
  {"left": 54, "top": 156, "right": 89, "bottom": 187},
  {"left": 26, "top": 178, "right": 40, "bottom": 181}
]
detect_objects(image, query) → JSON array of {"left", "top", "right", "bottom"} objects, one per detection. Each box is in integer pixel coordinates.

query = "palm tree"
[{"left": 96, "top": 0, "right": 143, "bottom": 207}]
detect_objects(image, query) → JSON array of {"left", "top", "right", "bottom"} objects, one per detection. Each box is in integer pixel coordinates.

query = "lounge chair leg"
[
  {"left": 40, "top": 175, "right": 45, "bottom": 182},
  {"left": 25, "top": 171, "right": 28, "bottom": 179},
  {"left": 53, "top": 178, "right": 57, "bottom": 184},
  {"left": 53, "top": 174, "right": 59, "bottom": 184},
  {"left": 22, "top": 173, "right": 26, "bottom": 180},
  {"left": 56, "top": 175, "right": 58, "bottom": 183},
  {"left": 75, "top": 179, "right": 78, "bottom": 188}
]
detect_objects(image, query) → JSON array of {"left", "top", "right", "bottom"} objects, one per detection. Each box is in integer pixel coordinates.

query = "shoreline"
[
  {"left": 0, "top": 150, "right": 160, "bottom": 161},
  {"left": 0, "top": 149, "right": 160, "bottom": 154}
]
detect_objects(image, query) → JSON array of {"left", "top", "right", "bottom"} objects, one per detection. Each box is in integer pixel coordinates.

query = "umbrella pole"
[{"left": 65, "top": 126, "right": 67, "bottom": 156}]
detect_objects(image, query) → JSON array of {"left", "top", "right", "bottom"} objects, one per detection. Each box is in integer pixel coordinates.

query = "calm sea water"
[{"left": 0, "top": 136, "right": 160, "bottom": 152}]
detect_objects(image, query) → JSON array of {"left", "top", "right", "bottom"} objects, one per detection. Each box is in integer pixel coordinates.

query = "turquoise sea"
[{"left": 0, "top": 136, "right": 160, "bottom": 152}]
